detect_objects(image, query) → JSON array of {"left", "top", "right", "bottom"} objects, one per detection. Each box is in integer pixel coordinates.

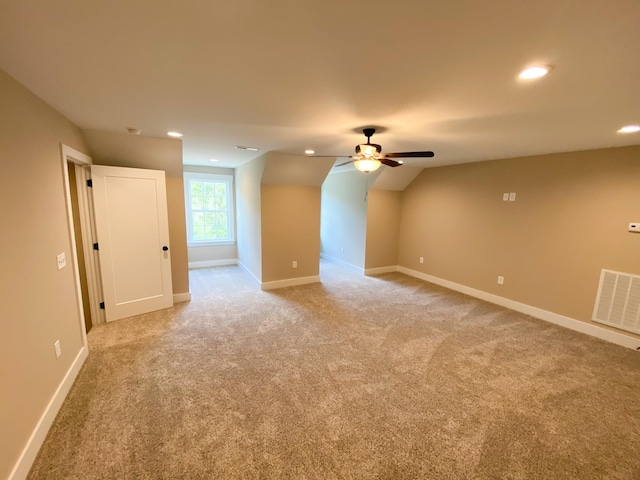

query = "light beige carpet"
[{"left": 28, "top": 262, "right": 640, "bottom": 479}]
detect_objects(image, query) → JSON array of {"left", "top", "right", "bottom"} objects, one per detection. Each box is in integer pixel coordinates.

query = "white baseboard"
[
  {"left": 9, "top": 345, "right": 88, "bottom": 480},
  {"left": 188, "top": 258, "right": 238, "bottom": 269},
  {"left": 236, "top": 260, "right": 320, "bottom": 291},
  {"left": 398, "top": 266, "right": 640, "bottom": 351},
  {"left": 261, "top": 275, "right": 321, "bottom": 291},
  {"left": 365, "top": 265, "right": 399, "bottom": 276},
  {"left": 173, "top": 292, "right": 192, "bottom": 303},
  {"left": 320, "top": 253, "right": 364, "bottom": 275}
]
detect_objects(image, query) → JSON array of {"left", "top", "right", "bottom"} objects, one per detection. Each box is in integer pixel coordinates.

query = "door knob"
[{"left": 162, "top": 246, "right": 169, "bottom": 251}]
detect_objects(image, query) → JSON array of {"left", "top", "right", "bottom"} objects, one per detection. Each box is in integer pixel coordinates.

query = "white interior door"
[{"left": 91, "top": 165, "right": 173, "bottom": 322}]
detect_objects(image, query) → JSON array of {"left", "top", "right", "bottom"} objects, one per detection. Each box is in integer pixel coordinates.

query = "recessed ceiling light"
[
  {"left": 234, "top": 145, "right": 259, "bottom": 151},
  {"left": 618, "top": 125, "right": 640, "bottom": 134},
  {"left": 305, "top": 149, "right": 315, "bottom": 155},
  {"left": 167, "top": 131, "right": 183, "bottom": 138},
  {"left": 210, "top": 159, "right": 219, "bottom": 162},
  {"left": 398, "top": 160, "right": 404, "bottom": 164},
  {"left": 519, "top": 65, "right": 553, "bottom": 80}
]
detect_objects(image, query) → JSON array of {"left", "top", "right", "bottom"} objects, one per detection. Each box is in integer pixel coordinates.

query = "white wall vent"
[{"left": 592, "top": 269, "right": 640, "bottom": 335}]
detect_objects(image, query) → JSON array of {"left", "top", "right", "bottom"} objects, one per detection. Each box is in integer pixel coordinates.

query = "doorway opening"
[{"left": 61, "top": 144, "right": 105, "bottom": 335}]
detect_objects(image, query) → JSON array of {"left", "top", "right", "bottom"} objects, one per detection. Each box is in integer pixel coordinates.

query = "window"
[{"left": 184, "top": 172, "right": 234, "bottom": 245}]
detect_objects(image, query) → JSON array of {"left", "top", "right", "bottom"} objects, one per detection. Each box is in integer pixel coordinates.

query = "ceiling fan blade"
[
  {"left": 309, "top": 155, "right": 352, "bottom": 158},
  {"left": 380, "top": 158, "right": 402, "bottom": 167},
  {"left": 384, "top": 151, "right": 434, "bottom": 158}
]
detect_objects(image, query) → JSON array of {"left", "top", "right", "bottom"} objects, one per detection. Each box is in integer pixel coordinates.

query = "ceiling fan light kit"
[{"left": 354, "top": 158, "right": 382, "bottom": 173}]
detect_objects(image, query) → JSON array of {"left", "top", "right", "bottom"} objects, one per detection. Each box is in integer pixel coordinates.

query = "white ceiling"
[{"left": 1, "top": 0, "right": 639, "bottom": 169}]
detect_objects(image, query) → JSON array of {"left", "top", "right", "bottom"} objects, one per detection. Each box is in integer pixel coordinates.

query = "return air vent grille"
[{"left": 592, "top": 269, "right": 640, "bottom": 335}]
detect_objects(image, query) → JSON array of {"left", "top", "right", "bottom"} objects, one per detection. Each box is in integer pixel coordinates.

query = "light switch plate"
[
  {"left": 509, "top": 192, "right": 516, "bottom": 202},
  {"left": 502, "top": 193, "right": 509, "bottom": 201},
  {"left": 56, "top": 253, "right": 66, "bottom": 270}
]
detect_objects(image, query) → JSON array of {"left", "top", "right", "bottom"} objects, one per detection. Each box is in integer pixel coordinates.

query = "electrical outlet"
[
  {"left": 629, "top": 223, "right": 640, "bottom": 233},
  {"left": 509, "top": 192, "right": 516, "bottom": 202},
  {"left": 497, "top": 276, "right": 504, "bottom": 285},
  {"left": 292, "top": 261, "right": 298, "bottom": 269},
  {"left": 56, "top": 252, "right": 66, "bottom": 270},
  {"left": 419, "top": 257, "right": 424, "bottom": 264},
  {"left": 54, "top": 340, "right": 61, "bottom": 358},
  {"left": 502, "top": 193, "right": 509, "bottom": 201}
]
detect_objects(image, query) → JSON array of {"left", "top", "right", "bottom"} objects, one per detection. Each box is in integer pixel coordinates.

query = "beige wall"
[
  {"left": 0, "top": 69, "right": 89, "bottom": 478},
  {"left": 320, "top": 171, "right": 368, "bottom": 269},
  {"left": 235, "top": 156, "right": 266, "bottom": 281},
  {"left": 183, "top": 165, "right": 234, "bottom": 176},
  {"left": 165, "top": 177, "right": 190, "bottom": 296},
  {"left": 365, "top": 189, "right": 402, "bottom": 270},
  {"left": 236, "top": 152, "right": 332, "bottom": 284},
  {"left": 261, "top": 185, "right": 322, "bottom": 282},
  {"left": 187, "top": 244, "right": 238, "bottom": 265},
  {"left": 86, "top": 130, "right": 190, "bottom": 296},
  {"left": 399, "top": 145, "right": 640, "bottom": 326}
]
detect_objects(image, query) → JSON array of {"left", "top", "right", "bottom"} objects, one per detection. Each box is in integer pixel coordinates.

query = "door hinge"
[
  {"left": 86, "top": 179, "right": 93, "bottom": 187},
  {"left": 93, "top": 243, "right": 99, "bottom": 251},
  {"left": 99, "top": 302, "right": 105, "bottom": 310}
]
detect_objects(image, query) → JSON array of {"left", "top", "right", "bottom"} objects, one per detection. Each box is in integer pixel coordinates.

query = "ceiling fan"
[{"left": 314, "top": 128, "right": 435, "bottom": 173}]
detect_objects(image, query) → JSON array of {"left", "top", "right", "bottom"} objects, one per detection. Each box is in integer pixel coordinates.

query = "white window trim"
[{"left": 184, "top": 172, "right": 235, "bottom": 247}]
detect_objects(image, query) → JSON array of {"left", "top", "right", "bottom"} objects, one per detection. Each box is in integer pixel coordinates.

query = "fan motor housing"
[{"left": 355, "top": 143, "right": 382, "bottom": 154}]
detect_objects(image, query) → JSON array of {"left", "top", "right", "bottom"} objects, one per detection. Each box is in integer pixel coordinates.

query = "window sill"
[{"left": 187, "top": 241, "right": 236, "bottom": 248}]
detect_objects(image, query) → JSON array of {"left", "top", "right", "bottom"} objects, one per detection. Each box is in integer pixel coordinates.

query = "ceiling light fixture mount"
[
  {"left": 127, "top": 127, "right": 141, "bottom": 135},
  {"left": 519, "top": 65, "right": 554, "bottom": 80},
  {"left": 353, "top": 128, "right": 382, "bottom": 172},
  {"left": 235, "top": 145, "right": 259, "bottom": 151}
]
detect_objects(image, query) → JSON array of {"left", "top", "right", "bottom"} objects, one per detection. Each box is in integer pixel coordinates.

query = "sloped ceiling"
[
  {"left": 83, "top": 130, "right": 183, "bottom": 177},
  {"left": 370, "top": 167, "right": 424, "bottom": 191},
  {"left": 0, "top": 1, "right": 639, "bottom": 170},
  {"left": 261, "top": 152, "right": 335, "bottom": 186}
]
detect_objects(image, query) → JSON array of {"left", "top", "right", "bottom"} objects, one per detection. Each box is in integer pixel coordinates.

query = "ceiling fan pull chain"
[{"left": 364, "top": 176, "right": 368, "bottom": 202}]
